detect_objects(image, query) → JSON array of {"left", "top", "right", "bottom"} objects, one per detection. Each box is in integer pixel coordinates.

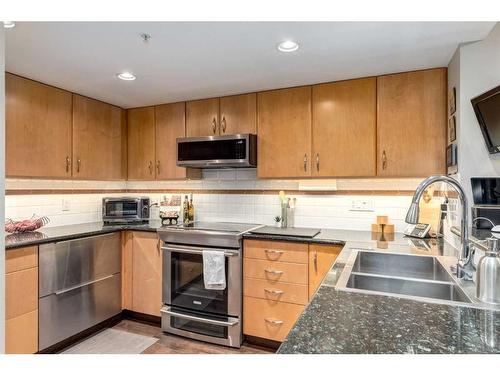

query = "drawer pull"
[
  {"left": 264, "top": 288, "right": 284, "bottom": 295},
  {"left": 264, "top": 249, "right": 284, "bottom": 255},
  {"left": 265, "top": 318, "right": 284, "bottom": 325},
  {"left": 264, "top": 269, "right": 284, "bottom": 275}
]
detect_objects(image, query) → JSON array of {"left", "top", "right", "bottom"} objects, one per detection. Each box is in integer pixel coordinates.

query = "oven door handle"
[
  {"left": 161, "top": 307, "right": 239, "bottom": 327},
  {"left": 162, "top": 244, "right": 238, "bottom": 257}
]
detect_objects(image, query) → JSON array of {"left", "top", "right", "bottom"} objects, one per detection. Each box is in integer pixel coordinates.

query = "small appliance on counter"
[
  {"left": 102, "top": 197, "right": 150, "bottom": 223},
  {"left": 471, "top": 177, "right": 500, "bottom": 230}
]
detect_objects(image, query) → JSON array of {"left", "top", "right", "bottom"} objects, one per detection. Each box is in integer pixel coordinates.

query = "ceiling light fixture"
[
  {"left": 3, "top": 21, "right": 16, "bottom": 29},
  {"left": 277, "top": 40, "right": 299, "bottom": 53},
  {"left": 117, "top": 72, "right": 136, "bottom": 81}
]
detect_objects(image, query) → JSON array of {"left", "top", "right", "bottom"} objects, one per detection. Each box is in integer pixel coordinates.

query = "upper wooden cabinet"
[
  {"left": 72, "top": 95, "right": 127, "bottom": 180},
  {"left": 155, "top": 102, "right": 201, "bottom": 180},
  {"left": 377, "top": 68, "right": 447, "bottom": 177},
  {"left": 312, "top": 78, "right": 377, "bottom": 177},
  {"left": 219, "top": 93, "right": 257, "bottom": 135},
  {"left": 186, "top": 98, "right": 220, "bottom": 137},
  {"left": 186, "top": 93, "right": 257, "bottom": 137},
  {"left": 127, "top": 107, "right": 156, "bottom": 180},
  {"left": 257, "top": 87, "right": 312, "bottom": 178},
  {"left": 6, "top": 73, "right": 72, "bottom": 178}
]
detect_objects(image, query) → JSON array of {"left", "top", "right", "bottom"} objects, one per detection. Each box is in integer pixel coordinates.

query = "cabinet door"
[
  {"left": 73, "top": 95, "right": 127, "bottom": 180},
  {"left": 155, "top": 102, "right": 188, "bottom": 179},
  {"left": 127, "top": 107, "right": 156, "bottom": 180},
  {"left": 377, "top": 68, "right": 447, "bottom": 177},
  {"left": 308, "top": 244, "right": 342, "bottom": 299},
  {"left": 186, "top": 98, "right": 219, "bottom": 137},
  {"left": 5, "top": 246, "right": 39, "bottom": 354},
  {"left": 219, "top": 93, "right": 256, "bottom": 135},
  {"left": 257, "top": 87, "right": 312, "bottom": 178},
  {"left": 6, "top": 73, "right": 72, "bottom": 178},
  {"left": 132, "top": 232, "right": 162, "bottom": 317},
  {"left": 312, "top": 78, "right": 376, "bottom": 177}
]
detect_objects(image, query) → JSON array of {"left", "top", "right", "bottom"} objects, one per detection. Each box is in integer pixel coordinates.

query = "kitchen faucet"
[{"left": 405, "top": 175, "right": 474, "bottom": 279}]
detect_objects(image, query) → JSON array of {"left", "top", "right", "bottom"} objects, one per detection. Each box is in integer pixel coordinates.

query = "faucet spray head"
[{"left": 405, "top": 202, "right": 420, "bottom": 224}]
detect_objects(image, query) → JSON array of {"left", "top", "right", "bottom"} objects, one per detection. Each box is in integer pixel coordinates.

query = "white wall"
[
  {"left": 449, "top": 23, "right": 500, "bottom": 204},
  {"left": 0, "top": 26, "right": 6, "bottom": 354}
]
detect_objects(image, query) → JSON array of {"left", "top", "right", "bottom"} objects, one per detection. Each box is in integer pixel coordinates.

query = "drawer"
[
  {"left": 244, "top": 239, "right": 308, "bottom": 263},
  {"left": 244, "top": 277, "right": 308, "bottom": 305},
  {"left": 243, "top": 296, "right": 304, "bottom": 342},
  {"left": 6, "top": 267, "right": 38, "bottom": 319},
  {"left": 6, "top": 246, "right": 38, "bottom": 273},
  {"left": 6, "top": 310, "right": 38, "bottom": 354},
  {"left": 244, "top": 258, "right": 308, "bottom": 284}
]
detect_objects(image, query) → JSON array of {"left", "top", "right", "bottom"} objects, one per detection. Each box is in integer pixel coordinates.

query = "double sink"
[{"left": 336, "top": 250, "right": 472, "bottom": 305}]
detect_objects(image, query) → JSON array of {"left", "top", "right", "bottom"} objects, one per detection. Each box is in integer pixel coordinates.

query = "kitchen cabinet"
[
  {"left": 186, "top": 98, "right": 220, "bottom": 137},
  {"left": 127, "top": 107, "right": 156, "bottom": 180},
  {"left": 377, "top": 68, "right": 447, "bottom": 177},
  {"left": 72, "top": 94, "right": 127, "bottom": 180},
  {"left": 6, "top": 73, "right": 72, "bottom": 178},
  {"left": 308, "top": 244, "right": 342, "bottom": 298},
  {"left": 131, "top": 232, "right": 162, "bottom": 317},
  {"left": 312, "top": 77, "right": 377, "bottom": 177},
  {"left": 155, "top": 102, "right": 201, "bottom": 180},
  {"left": 186, "top": 94, "right": 257, "bottom": 137},
  {"left": 243, "top": 239, "right": 342, "bottom": 342},
  {"left": 257, "top": 87, "right": 312, "bottom": 178},
  {"left": 5, "top": 246, "right": 39, "bottom": 354},
  {"left": 219, "top": 93, "right": 257, "bottom": 134}
]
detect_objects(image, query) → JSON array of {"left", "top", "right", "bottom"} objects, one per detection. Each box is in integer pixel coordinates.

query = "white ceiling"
[{"left": 5, "top": 21, "right": 496, "bottom": 108}]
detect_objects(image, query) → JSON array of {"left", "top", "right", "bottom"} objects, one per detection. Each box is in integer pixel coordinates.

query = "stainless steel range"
[{"left": 158, "top": 222, "right": 263, "bottom": 348}]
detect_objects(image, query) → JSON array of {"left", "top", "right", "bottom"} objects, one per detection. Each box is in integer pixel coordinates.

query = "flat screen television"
[{"left": 471, "top": 84, "right": 500, "bottom": 154}]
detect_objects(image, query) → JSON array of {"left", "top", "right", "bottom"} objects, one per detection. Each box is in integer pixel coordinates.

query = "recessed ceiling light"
[
  {"left": 117, "top": 72, "right": 136, "bottom": 81},
  {"left": 3, "top": 21, "right": 16, "bottom": 29},
  {"left": 277, "top": 40, "right": 299, "bottom": 53}
]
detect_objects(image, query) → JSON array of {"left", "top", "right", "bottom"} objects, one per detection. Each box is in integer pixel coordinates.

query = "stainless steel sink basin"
[
  {"left": 352, "top": 251, "right": 452, "bottom": 282},
  {"left": 336, "top": 250, "right": 473, "bottom": 305},
  {"left": 346, "top": 273, "right": 471, "bottom": 303}
]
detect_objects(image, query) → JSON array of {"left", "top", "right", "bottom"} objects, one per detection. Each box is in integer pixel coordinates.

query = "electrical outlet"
[
  {"left": 350, "top": 199, "right": 374, "bottom": 211},
  {"left": 62, "top": 199, "right": 71, "bottom": 212}
]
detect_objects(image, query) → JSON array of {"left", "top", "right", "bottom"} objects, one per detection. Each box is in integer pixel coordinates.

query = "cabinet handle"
[
  {"left": 212, "top": 118, "right": 217, "bottom": 134},
  {"left": 157, "top": 239, "right": 161, "bottom": 254},
  {"left": 303, "top": 154, "right": 308, "bottom": 172},
  {"left": 316, "top": 153, "right": 320, "bottom": 172},
  {"left": 264, "top": 249, "right": 283, "bottom": 254},
  {"left": 221, "top": 116, "right": 226, "bottom": 133},
  {"left": 382, "top": 150, "right": 387, "bottom": 170},
  {"left": 148, "top": 161, "right": 153, "bottom": 175},
  {"left": 264, "top": 288, "right": 284, "bottom": 295},
  {"left": 313, "top": 251, "right": 318, "bottom": 272},
  {"left": 65, "top": 156, "right": 70, "bottom": 173},
  {"left": 265, "top": 318, "right": 284, "bottom": 325},
  {"left": 77, "top": 158, "right": 81, "bottom": 173},
  {"left": 156, "top": 160, "right": 160, "bottom": 176},
  {"left": 264, "top": 269, "right": 284, "bottom": 275}
]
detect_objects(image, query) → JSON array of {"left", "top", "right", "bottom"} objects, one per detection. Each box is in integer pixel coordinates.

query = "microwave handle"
[{"left": 162, "top": 244, "right": 238, "bottom": 257}]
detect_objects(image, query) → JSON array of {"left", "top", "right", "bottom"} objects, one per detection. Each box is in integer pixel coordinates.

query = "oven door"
[
  {"left": 162, "top": 243, "right": 241, "bottom": 317},
  {"left": 102, "top": 199, "right": 141, "bottom": 221},
  {"left": 161, "top": 306, "right": 241, "bottom": 348}
]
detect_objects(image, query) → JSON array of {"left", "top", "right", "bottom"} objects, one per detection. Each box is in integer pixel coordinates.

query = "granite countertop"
[
  {"left": 4, "top": 221, "right": 162, "bottom": 250},
  {"left": 277, "top": 229, "right": 500, "bottom": 354}
]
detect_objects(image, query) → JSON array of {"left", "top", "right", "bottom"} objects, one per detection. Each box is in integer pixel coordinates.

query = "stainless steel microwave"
[
  {"left": 102, "top": 197, "right": 150, "bottom": 223},
  {"left": 176, "top": 133, "right": 257, "bottom": 168}
]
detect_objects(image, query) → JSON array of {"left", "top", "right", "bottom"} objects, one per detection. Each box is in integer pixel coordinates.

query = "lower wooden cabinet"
[
  {"left": 243, "top": 239, "right": 342, "bottom": 342},
  {"left": 129, "top": 231, "right": 163, "bottom": 317},
  {"left": 308, "top": 244, "right": 343, "bottom": 298},
  {"left": 5, "top": 246, "right": 39, "bottom": 354}
]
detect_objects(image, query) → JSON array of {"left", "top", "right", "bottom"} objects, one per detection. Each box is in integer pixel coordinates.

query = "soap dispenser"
[{"left": 476, "top": 237, "right": 500, "bottom": 304}]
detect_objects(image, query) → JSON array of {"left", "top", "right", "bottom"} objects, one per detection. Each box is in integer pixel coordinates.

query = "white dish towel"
[{"left": 203, "top": 250, "right": 226, "bottom": 290}]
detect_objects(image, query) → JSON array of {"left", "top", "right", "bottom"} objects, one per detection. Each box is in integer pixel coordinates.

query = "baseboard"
[{"left": 122, "top": 309, "right": 161, "bottom": 326}]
